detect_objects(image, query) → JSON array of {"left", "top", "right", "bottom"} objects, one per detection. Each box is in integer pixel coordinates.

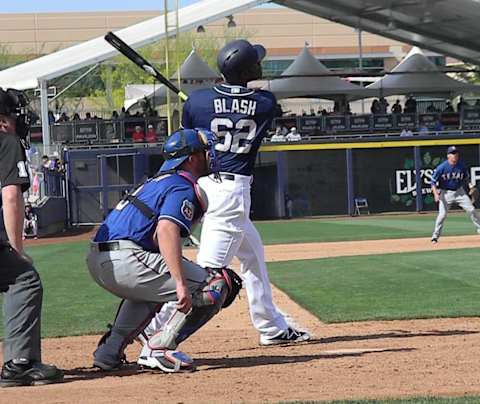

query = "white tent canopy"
[
  {"left": 264, "top": 46, "right": 370, "bottom": 100},
  {"left": 0, "top": 0, "right": 266, "bottom": 91},
  {"left": 125, "top": 48, "right": 220, "bottom": 110},
  {"left": 367, "top": 47, "right": 480, "bottom": 97}
]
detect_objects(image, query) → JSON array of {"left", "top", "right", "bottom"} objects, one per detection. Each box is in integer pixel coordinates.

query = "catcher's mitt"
[
  {"left": 221, "top": 267, "right": 242, "bottom": 308},
  {"left": 469, "top": 185, "right": 479, "bottom": 204}
]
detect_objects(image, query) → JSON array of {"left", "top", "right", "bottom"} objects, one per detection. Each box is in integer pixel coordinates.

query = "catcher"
[
  {"left": 87, "top": 128, "right": 241, "bottom": 373},
  {"left": 431, "top": 146, "right": 480, "bottom": 243}
]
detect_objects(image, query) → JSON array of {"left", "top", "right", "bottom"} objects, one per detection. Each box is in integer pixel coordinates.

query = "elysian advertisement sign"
[{"left": 395, "top": 167, "right": 480, "bottom": 196}]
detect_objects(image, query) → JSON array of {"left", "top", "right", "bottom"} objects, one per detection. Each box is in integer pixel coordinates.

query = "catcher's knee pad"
[{"left": 148, "top": 268, "right": 241, "bottom": 351}]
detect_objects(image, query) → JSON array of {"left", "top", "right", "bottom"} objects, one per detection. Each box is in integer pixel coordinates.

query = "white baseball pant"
[{"left": 432, "top": 187, "right": 480, "bottom": 239}]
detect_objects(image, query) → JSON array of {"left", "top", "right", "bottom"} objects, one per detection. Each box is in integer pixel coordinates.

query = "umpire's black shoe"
[{"left": 0, "top": 359, "right": 64, "bottom": 388}]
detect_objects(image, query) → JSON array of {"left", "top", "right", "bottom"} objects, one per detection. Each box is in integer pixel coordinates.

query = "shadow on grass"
[{"left": 195, "top": 347, "right": 414, "bottom": 370}]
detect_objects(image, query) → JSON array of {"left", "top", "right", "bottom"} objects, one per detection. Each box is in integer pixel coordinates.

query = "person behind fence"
[
  {"left": 23, "top": 204, "right": 38, "bottom": 240},
  {"left": 87, "top": 128, "right": 241, "bottom": 373},
  {"left": 270, "top": 127, "right": 286, "bottom": 142},
  {"left": 430, "top": 146, "right": 480, "bottom": 244},
  {"left": 0, "top": 87, "right": 63, "bottom": 387},
  {"left": 286, "top": 126, "right": 302, "bottom": 141}
]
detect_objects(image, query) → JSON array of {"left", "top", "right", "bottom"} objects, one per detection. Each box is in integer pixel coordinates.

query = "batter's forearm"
[{"left": 2, "top": 184, "right": 25, "bottom": 253}]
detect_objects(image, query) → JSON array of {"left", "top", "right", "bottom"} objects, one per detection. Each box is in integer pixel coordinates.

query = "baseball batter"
[
  {"left": 142, "top": 40, "right": 310, "bottom": 350},
  {"left": 431, "top": 145, "right": 480, "bottom": 243},
  {"left": 87, "top": 129, "right": 241, "bottom": 373}
]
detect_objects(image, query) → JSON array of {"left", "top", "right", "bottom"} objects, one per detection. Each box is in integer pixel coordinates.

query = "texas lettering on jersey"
[{"left": 182, "top": 84, "right": 277, "bottom": 176}]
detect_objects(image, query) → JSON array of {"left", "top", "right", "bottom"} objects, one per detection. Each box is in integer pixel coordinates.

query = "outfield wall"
[
  {"left": 63, "top": 137, "right": 480, "bottom": 224},
  {"left": 254, "top": 138, "right": 480, "bottom": 219}
]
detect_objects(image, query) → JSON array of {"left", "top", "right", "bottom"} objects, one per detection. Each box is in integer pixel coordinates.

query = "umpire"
[{"left": 0, "top": 88, "right": 63, "bottom": 387}]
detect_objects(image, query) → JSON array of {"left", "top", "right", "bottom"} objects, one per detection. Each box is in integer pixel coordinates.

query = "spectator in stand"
[
  {"left": 370, "top": 99, "right": 381, "bottom": 115},
  {"left": 309, "top": 108, "right": 316, "bottom": 116},
  {"left": 404, "top": 95, "right": 417, "bottom": 114},
  {"left": 286, "top": 127, "right": 302, "bottom": 141},
  {"left": 270, "top": 127, "right": 286, "bottom": 142},
  {"left": 40, "top": 155, "right": 50, "bottom": 170},
  {"left": 23, "top": 204, "right": 38, "bottom": 240},
  {"left": 111, "top": 111, "right": 119, "bottom": 120},
  {"left": 418, "top": 123, "right": 429, "bottom": 135},
  {"left": 85, "top": 112, "right": 92, "bottom": 120},
  {"left": 426, "top": 102, "right": 439, "bottom": 113},
  {"left": 320, "top": 109, "right": 328, "bottom": 116},
  {"left": 280, "top": 125, "right": 288, "bottom": 136},
  {"left": 457, "top": 96, "right": 467, "bottom": 114},
  {"left": 444, "top": 101, "right": 454, "bottom": 113},
  {"left": 301, "top": 109, "right": 307, "bottom": 116},
  {"left": 400, "top": 128, "right": 413, "bottom": 137},
  {"left": 72, "top": 113, "right": 81, "bottom": 121},
  {"left": 333, "top": 101, "right": 340, "bottom": 114},
  {"left": 391, "top": 100, "right": 402, "bottom": 114},
  {"left": 274, "top": 103, "right": 284, "bottom": 118},
  {"left": 132, "top": 125, "right": 145, "bottom": 143},
  {"left": 47, "top": 111, "right": 55, "bottom": 125},
  {"left": 379, "top": 97, "right": 389, "bottom": 114},
  {"left": 57, "top": 112, "right": 69, "bottom": 122},
  {"left": 434, "top": 119, "right": 444, "bottom": 134},
  {"left": 145, "top": 124, "right": 157, "bottom": 143}
]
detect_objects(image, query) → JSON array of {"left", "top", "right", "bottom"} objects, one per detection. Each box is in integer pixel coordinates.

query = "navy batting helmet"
[
  {"left": 159, "top": 128, "right": 219, "bottom": 173},
  {"left": 217, "top": 39, "right": 266, "bottom": 81}
]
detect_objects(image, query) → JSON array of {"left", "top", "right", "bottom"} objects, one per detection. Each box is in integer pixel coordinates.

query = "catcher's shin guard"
[{"left": 148, "top": 269, "right": 232, "bottom": 350}]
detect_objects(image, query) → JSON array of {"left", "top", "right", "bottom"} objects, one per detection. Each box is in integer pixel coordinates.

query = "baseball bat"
[{"left": 104, "top": 31, "right": 188, "bottom": 102}]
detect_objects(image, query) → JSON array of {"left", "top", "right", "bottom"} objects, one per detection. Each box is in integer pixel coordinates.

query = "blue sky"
[{"left": 2, "top": 0, "right": 275, "bottom": 13}]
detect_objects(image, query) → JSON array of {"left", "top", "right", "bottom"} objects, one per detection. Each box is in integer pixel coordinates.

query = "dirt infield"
[{"left": 3, "top": 235, "right": 480, "bottom": 402}]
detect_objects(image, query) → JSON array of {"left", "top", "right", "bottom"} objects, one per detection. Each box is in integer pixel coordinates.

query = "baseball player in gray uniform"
[{"left": 431, "top": 145, "right": 480, "bottom": 243}]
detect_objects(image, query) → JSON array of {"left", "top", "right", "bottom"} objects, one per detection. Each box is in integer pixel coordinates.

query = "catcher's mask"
[{"left": 159, "top": 128, "right": 219, "bottom": 175}]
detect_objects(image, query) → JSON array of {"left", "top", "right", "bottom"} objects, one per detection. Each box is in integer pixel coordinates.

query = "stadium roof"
[{"left": 274, "top": 0, "right": 480, "bottom": 65}]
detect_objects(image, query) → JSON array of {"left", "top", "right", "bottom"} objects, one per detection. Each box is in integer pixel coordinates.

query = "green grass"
[
  {"left": 1, "top": 213, "right": 479, "bottom": 338},
  {"left": 0, "top": 241, "right": 120, "bottom": 338},
  {"left": 268, "top": 248, "right": 480, "bottom": 323},
  {"left": 254, "top": 213, "right": 480, "bottom": 244},
  {"left": 284, "top": 397, "right": 480, "bottom": 403}
]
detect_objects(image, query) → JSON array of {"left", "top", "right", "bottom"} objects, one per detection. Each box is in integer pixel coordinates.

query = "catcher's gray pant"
[
  {"left": 432, "top": 188, "right": 480, "bottom": 239},
  {"left": 0, "top": 243, "right": 42, "bottom": 363},
  {"left": 86, "top": 240, "right": 209, "bottom": 355}
]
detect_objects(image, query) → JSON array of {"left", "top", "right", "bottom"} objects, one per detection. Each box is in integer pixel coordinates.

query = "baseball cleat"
[
  {"left": 93, "top": 344, "right": 125, "bottom": 371},
  {"left": 138, "top": 350, "right": 195, "bottom": 373},
  {"left": 259, "top": 327, "right": 311, "bottom": 346},
  {"left": 431, "top": 237, "right": 438, "bottom": 244},
  {"left": 0, "top": 360, "right": 63, "bottom": 388}
]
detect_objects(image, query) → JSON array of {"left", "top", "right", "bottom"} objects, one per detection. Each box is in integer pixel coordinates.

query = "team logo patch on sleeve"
[{"left": 181, "top": 199, "right": 195, "bottom": 221}]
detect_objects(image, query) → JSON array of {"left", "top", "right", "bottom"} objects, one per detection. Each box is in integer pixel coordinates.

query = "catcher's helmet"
[
  {"left": 217, "top": 39, "right": 266, "bottom": 81},
  {"left": 159, "top": 128, "right": 219, "bottom": 173}
]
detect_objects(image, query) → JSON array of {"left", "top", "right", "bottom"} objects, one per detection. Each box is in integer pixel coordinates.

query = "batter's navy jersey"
[
  {"left": 182, "top": 84, "right": 276, "bottom": 176},
  {"left": 94, "top": 172, "right": 202, "bottom": 252},
  {"left": 431, "top": 160, "right": 469, "bottom": 191}
]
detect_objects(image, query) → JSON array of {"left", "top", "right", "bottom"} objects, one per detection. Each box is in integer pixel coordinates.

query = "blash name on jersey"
[{"left": 213, "top": 98, "right": 257, "bottom": 116}]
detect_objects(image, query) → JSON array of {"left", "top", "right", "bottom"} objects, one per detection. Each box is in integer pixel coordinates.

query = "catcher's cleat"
[
  {"left": 431, "top": 237, "right": 438, "bottom": 244},
  {"left": 138, "top": 350, "right": 195, "bottom": 373},
  {"left": 259, "top": 327, "right": 311, "bottom": 346},
  {"left": 93, "top": 342, "right": 126, "bottom": 371},
  {"left": 0, "top": 359, "right": 63, "bottom": 388}
]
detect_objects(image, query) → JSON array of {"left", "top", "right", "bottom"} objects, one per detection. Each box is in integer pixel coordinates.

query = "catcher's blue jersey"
[
  {"left": 94, "top": 172, "right": 202, "bottom": 252},
  {"left": 182, "top": 84, "right": 276, "bottom": 176},
  {"left": 431, "top": 160, "right": 469, "bottom": 190}
]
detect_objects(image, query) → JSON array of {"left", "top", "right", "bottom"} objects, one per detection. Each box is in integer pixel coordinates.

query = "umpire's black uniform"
[{"left": 0, "top": 133, "right": 43, "bottom": 366}]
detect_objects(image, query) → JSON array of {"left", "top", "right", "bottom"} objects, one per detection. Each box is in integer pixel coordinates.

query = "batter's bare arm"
[{"left": 156, "top": 219, "right": 192, "bottom": 313}]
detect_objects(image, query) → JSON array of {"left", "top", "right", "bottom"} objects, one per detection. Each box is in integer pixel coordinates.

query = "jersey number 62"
[{"left": 210, "top": 118, "right": 257, "bottom": 154}]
